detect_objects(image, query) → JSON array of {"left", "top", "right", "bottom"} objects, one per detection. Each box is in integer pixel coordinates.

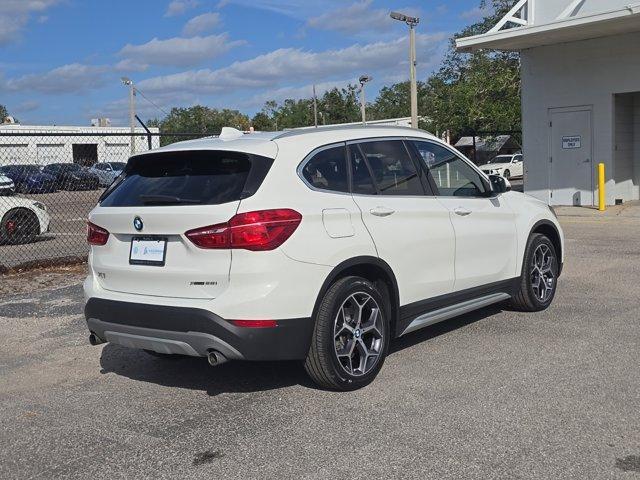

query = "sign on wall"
[{"left": 562, "top": 135, "right": 582, "bottom": 149}]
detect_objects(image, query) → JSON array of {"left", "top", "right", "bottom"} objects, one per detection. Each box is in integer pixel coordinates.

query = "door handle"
[
  {"left": 370, "top": 207, "right": 395, "bottom": 217},
  {"left": 454, "top": 207, "right": 472, "bottom": 217}
]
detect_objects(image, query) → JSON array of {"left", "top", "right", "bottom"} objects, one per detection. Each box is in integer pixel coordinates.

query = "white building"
[
  {"left": 0, "top": 124, "right": 160, "bottom": 167},
  {"left": 457, "top": 0, "right": 640, "bottom": 206}
]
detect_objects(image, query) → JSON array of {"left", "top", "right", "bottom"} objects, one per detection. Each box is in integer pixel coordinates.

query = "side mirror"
[{"left": 489, "top": 174, "right": 511, "bottom": 194}]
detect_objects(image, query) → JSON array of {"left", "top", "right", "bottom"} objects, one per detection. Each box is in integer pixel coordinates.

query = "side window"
[
  {"left": 514, "top": 154, "right": 523, "bottom": 163},
  {"left": 412, "top": 141, "right": 487, "bottom": 197},
  {"left": 301, "top": 146, "right": 349, "bottom": 193},
  {"left": 358, "top": 140, "right": 424, "bottom": 196},
  {"left": 349, "top": 145, "right": 376, "bottom": 195}
]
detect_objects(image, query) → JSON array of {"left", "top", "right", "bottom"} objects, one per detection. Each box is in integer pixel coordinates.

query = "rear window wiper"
[{"left": 139, "top": 194, "right": 202, "bottom": 205}]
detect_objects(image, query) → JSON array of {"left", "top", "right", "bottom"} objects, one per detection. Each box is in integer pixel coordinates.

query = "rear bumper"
[{"left": 85, "top": 298, "right": 314, "bottom": 361}]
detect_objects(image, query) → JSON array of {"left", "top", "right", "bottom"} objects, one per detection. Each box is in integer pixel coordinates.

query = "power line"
[{"left": 134, "top": 87, "right": 170, "bottom": 117}]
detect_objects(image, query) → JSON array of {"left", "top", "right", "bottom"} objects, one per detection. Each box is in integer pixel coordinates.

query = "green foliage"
[
  {"left": 251, "top": 85, "right": 361, "bottom": 130},
  {"left": 149, "top": 106, "right": 251, "bottom": 145},
  {"left": 0, "top": 104, "right": 7, "bottom": 120},
  {"left": 423, "top": 0, "right": 521, "bottom": 139}
]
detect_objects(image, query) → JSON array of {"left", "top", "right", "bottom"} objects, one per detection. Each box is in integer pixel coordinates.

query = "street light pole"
[
  {"left": 312, "top": 84, "right": 318, "bottom": 128},
  {"left": 390, "top": 11, "right": 420, "bottom": 129},
  {"left": 359, "top": 75, "right": 372, "bottom": 125},
  {"left": 121, "top": 77, "right": 136, "bottom": 155}
]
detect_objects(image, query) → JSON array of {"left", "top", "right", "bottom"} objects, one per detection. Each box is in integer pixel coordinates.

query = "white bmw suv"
[{"left": 84, "top": 126, "right": 563, "bottom": 391}]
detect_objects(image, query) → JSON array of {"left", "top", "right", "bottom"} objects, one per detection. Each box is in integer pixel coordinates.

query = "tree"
[
  {"left": 150, "top": 106, "right": 251, "bottom": 145},
  {"left": 422, "top": 0, "right": 522, "bottom": 140},
  {"left": 368, "top": 81, "right": 427, "bottom": 121},
  {"left": 0, "top": 104, "right": 7, "bottom": 120}
]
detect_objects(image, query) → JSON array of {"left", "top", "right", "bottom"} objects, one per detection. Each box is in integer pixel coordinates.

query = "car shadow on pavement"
[
  {"left": 99, "top": 344, "right": 315, "bottom": 395},
  {"left": 99, "top": 303, "right": 507, "bottom": 395}
]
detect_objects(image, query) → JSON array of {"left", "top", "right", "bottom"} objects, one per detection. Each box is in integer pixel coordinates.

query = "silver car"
[{"left": 88, "top": 162, "right": 126, "bottom": 187}]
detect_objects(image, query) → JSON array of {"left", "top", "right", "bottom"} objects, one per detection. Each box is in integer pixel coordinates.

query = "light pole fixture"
[
  {"left": 390, "top": 11, "right": 420, "bottom": 129},
  {"left": 121, "top": 77, "right": 136, "bottom": 155},
  {"left": 359, "top": 75, "right": 372, "bottom": 125}
]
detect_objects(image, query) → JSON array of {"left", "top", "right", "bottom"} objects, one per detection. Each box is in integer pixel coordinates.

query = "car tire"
[
  {"left": 504, "top": 169, "right": 511, "bottom": 179},
  {"left": 510, "top": 233, "right": 559, "bottom": 312},
  {"left": 0, "top": 208, "right": 39, "bottom": 245},
  {"left": 304, "top": 276, "right": 390, "bottom": 391}
]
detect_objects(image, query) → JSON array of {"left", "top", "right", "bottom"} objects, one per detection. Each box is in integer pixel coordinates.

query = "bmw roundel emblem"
[{"left": 133, "top": 216, "right": 143, "bottom": 231}]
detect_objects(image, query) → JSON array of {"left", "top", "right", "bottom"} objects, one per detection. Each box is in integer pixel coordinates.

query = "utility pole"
[
  {"left": 313, "top": 84, "right": 318, "bottom": 128},
  {"left": 121, "top": 77, "right": 136, "bottom": 155},
  {"left": 359, "top": 75, "right": 372, "bottom": 125},
  {"left": 391, "top": 11, "right": 420, "bottom": 129}
]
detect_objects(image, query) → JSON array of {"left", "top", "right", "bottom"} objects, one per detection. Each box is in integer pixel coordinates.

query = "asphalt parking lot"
[{"left": 1, "top": 206, "right": 639, "bottom": 479}]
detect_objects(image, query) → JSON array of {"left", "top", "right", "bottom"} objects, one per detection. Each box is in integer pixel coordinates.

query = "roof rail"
[{"left": 272, "top": 123, "right": 423, "bottom": 140}]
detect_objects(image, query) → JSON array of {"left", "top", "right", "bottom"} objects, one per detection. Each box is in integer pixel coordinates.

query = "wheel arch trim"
[{"left": 312, "top": 256, "right": 401, "bottom": 336}]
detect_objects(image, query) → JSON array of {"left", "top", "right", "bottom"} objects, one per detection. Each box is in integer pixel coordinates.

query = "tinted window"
[
  {"left": 349, "top": 145, "right": 376, "bottom": 195},
  {"left": 412, "top": 141, "right": 487, "bottom": 197},
  {"left": 358, "top": 140, "right": 424, "bottom": 196},
  {"left": 301, "top": 146, "right": 348, "bottom": 193},
  {"left": 100, "top": 150, "right": 271, "bottom": 207}
]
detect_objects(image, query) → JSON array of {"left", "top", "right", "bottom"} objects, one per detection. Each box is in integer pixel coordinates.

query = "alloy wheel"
[
  {"left": 530, "top": 244, "right": 556, "bottom": 302},
  {"left": 333, "top": 292, "right": 384, "bottom": 377}
]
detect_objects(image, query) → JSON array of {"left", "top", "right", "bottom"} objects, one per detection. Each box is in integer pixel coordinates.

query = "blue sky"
[{"left": 1, "top": 0, "right": 489, "bottom": 126}]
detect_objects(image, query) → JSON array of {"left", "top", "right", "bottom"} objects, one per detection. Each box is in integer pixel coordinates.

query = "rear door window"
[
  {"left": 357, "top": 140, "right": 425, "bottom": 196},
  {"left": 100, "top": 150, "right": 272, "bottom": 207}
]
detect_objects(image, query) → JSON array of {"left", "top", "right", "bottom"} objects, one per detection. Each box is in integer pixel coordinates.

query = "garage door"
[
  {"left": 37, "top": 144, "right": 67, "bottom": 165},
  {"left": 104, "top": 143, "right": 130, "bottom": 163},
  {"left": 0, "top": 144, "right": 28, "bottom": 165}
]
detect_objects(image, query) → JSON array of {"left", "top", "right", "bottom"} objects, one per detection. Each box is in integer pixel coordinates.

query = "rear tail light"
[
  {"left": 185, "top": 208, "right": 302, "bottom": 251},
  {"left": 87, "top": 221, "right": 109, "bottom": 246}
]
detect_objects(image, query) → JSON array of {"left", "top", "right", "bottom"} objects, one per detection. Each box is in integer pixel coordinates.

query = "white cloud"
[
  {"left": 0, "top": 0, "right": 61, "bottom": 45},
  {"left": 118, "top": 34, "right": 245, "bottom": 68},
  {"left": 4, "top": 63, "right": 108, "bottom": 94},
  {"left": 215, "top": 0, "right": 342, "bottom": 19},
  {"left": 15, "top": 100, "right": 40, "bottom": 113},
  {"left": 460, "top": 6, "right": 492, "bottom": 21},
  {"left": 114, "top": 58, "right": 149, "bottom": 73},
  {"left": 165, "top": 0, "right": 199, "bottom": 17},
  {"left": 306, "top": 1, "right": 391, "bottom": 33},
  {"left": 138, "top": 33, "right": 447, "bottom": 95},
  {"left": 183, "top": 12, "right": 221, "bottom": 36}
]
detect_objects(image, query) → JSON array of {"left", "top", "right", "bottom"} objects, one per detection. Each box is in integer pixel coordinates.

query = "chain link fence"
[{"left": 0, "top": 132, "right": 213, "bottom": 272}]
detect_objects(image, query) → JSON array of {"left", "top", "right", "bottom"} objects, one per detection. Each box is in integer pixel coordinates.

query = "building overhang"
[{"left": 456, "top": 4, "right": 640, "bottom": 52}]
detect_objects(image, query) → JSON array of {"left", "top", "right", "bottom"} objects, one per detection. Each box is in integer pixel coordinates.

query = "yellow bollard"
[{"left": 598, "top": 163, "right": 606, "bottom": 211}]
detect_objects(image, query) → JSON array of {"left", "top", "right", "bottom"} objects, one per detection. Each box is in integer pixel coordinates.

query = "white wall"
[
  {"left": 0, "top": 132, "right": 160, "bottom": 166},
  {"left": 521, "top": 31, "right": 640, "bottom": 205}
]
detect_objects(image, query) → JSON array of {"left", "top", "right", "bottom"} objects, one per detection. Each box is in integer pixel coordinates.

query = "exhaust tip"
[
  {"left": 89, "top": 333, "right": 105, "bottom": 346},
  {"left": 207, "top": 350, "right": 228, "bottom": 367}
]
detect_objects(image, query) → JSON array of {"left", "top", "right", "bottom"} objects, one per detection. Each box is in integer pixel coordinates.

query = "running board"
[{"left": 399, "top": 292, "right": 511, "bottom": 336}]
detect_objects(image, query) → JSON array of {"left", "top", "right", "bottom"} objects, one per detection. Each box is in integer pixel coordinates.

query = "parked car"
[
  {"left": 84, "top": 126, "right": 563, "bottom": 391},
  {"left": 0, "top": 173, "right": 15, "bottom": 195},
  {"left": 88, "top": 162, "right": 126, "bottom": 187},
  {"left": 43, "top": 163, "right": 100, "bottom": 190},
  {"left": 0, "top": 165, "right": 57, "bottom": 193},
  {"left": 0, "top": 196, "right": 50, "bottom": 245},
  {"left": 479, "top": 153, "right": 523, "bottom": 179}
]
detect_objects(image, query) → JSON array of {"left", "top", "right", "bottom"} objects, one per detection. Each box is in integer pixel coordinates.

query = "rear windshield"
[{"left": 100, "top": 150, "right": 273, "bottom": 207}]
